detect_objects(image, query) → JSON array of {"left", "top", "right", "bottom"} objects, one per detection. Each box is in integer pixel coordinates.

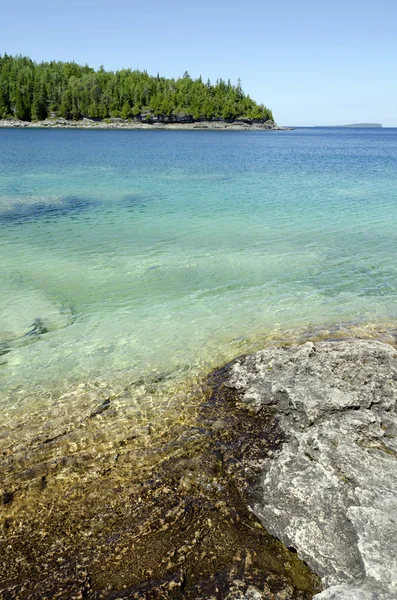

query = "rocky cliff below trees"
[{"left": 0, "top": 116, "right": 286, "bottom": 131}]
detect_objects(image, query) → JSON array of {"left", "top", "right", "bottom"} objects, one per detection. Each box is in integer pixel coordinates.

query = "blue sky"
[{"left": 1, "top": 0, "right": 396, "bottom": 126}]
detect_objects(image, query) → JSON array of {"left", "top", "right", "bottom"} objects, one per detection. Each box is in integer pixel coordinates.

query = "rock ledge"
[
  {"left": 0, "top": 117, "right": 291, "bottom": 131},
  {"left": 225, "top": 339, "right": 397, "bottom": 599}
]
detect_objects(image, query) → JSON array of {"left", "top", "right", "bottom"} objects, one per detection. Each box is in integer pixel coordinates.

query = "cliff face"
[
  {"left": 225, "top": 338, "right": 397, "bottom": 599},
  {"left": 131, "top": 113, "right": 272, "bottom": 125},
  {"left": 0, "top": 116, "right": 282, "bottom": 130}
]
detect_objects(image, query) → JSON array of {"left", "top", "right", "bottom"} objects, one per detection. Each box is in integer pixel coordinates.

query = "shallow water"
[
  {"left": 1, "top": 127, "right": 397, "bottom": 596},
  {"left": 1, "top": 127, "right": 397, "bottom": 413}
]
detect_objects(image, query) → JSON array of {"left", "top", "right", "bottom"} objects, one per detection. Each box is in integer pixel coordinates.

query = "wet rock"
[
  {"left": 0, "top": 194, "right": 94, "bottom": 224},
  {"left": 25, "top": 318, "right": 49, "bottom": 336},
  {"left": 89, "top": 398, "right": 111, "bottom": 417},
  {"left": 2, "top": 490, "right": 14, "bottom": 505},
  {"left": 225, "top": 339, "right": 397, "bottom": 599},
  {"left": 0, "top": 362, "right": 320, "bottom": 599}
]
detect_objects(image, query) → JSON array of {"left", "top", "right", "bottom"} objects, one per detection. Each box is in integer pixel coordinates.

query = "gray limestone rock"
[{"left": 226, "top": 339, "right": 397, "bottom": 599}]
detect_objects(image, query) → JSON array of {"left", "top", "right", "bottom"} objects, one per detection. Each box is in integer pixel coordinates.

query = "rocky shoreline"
[
  {"left": 225, "top": 336, "right": 397, "bottom": 599},
  {"left": 0, "top": 361, "right": 320, "bottom": 599},
  {"left": 1, "top": 329, "right": 396, "bottom": 598},
  {"left": 0, "top": 117, "right": 291, "bottom": 131}
]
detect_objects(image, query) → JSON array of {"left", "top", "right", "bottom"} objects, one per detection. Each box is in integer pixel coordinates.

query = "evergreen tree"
[
  {"left": 31, "top": 81, "right": 48, "bottom": 120},
  {"left": 120, "top": 101, "right": 131, "bottom": 119},
  {"left": 0, "top": 54, "right": 274, "bottom": 124}
]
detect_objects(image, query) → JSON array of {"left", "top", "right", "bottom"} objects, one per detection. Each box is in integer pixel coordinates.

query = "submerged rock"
[
  {"left": 25, "top": 318, "right": 49, "bottom": 336},
  {"left": 0, "top": 305, "right": 77, "bottom": 359},
  {"left": 224, "top": 339, "right": 397, "bottom": 599},
  {"left": 0, "top": 355, "right": 320, "bottom": 599},
  {"left": 3, "top": 332, "right": 396, "bottom": 598}
]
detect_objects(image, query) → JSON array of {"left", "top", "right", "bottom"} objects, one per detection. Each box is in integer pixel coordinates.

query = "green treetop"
[{"left": 0, "top": 54, "right": 274, "bottom": 123}]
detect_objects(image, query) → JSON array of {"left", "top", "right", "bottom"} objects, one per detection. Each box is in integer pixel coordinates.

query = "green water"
[{"left": 1, "top": 127, "right": 397, "bottom": 408}]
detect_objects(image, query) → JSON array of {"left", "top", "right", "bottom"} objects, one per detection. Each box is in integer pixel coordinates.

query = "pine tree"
[
  {"left": 31, "top": 81, "right": 48, "bottom": 120},
  {"left": 120, "top": 101, "right": 131, "bottom": 120},
  {"left": 0, "top": 54, "right": 274, "bottom": 124}
]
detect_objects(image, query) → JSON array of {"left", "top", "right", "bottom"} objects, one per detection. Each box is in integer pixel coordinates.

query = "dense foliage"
[{"left": 0, "top": 54, "right": 273, "bottom": 123}]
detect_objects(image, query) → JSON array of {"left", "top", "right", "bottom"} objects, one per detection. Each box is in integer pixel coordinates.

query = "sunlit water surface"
[{"left": 1, "top": 127, "right": 397, "bottom": 421}]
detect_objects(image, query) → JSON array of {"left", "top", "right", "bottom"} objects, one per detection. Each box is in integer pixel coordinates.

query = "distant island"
[
  {"left": 341, "top": 123, "right": 382, "bottom": 128},
  {"left": 0, "top": 54, "right": 276, "bottom": 129},
  {"left": 302, "top": 123, "right": 383, "bottom": 129}
]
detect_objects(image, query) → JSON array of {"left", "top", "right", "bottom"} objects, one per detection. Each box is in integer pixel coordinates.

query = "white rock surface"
[{"left": 227, "top": 339, "right": 397, "bottom": 599}]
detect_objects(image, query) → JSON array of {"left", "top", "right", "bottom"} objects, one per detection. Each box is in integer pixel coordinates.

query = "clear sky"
[{"left": 1, "top": 0, "right": 396, "bottom": 126}]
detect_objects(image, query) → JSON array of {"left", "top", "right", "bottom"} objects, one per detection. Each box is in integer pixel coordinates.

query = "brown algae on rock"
[
  {"left": 4, "top": 322, "right": 394, "bottom": 598},
  {"left": 0, "top": 359, "right": 321, "bottom": 598}
]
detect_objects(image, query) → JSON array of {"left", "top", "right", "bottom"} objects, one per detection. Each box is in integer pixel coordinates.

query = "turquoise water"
[{"left": 1, "top": 127, "right": 397, "bottom": 404}]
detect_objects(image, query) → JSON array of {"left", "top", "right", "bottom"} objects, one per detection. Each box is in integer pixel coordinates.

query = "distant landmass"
[
  {"left": 341, "top": 123, "right": 382, "bottom": 128},
  {"left": 289, "top": 123, "right": 383, "bottom": 129}
]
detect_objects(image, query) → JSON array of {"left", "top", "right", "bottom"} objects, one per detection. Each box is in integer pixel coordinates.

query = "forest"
[{"left": 0, "top": 54, "right": 273, "bottom": 123}]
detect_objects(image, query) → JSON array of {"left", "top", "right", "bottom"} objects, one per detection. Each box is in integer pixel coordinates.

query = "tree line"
[{"left": 0, "top": 54, "right": 274, "bottom": 123}]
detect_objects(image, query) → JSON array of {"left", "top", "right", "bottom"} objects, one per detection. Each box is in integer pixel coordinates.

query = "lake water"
[{"left": 1, "top": 127, "right": 397, "bottom": 414}]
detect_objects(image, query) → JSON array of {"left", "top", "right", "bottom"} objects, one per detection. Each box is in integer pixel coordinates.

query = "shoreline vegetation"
[{"left": 0, "top": 55, "right": 284, "bottom": 131}]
